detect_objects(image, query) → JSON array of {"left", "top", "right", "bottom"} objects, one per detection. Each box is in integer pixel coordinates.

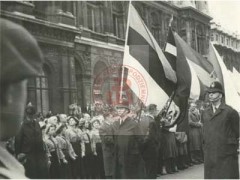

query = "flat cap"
[{"left": 0, "top": 18, "right": 43, "bottom": 85}]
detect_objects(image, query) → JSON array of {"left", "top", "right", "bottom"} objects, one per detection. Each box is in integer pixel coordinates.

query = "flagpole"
[
  {"left": 162, "top": 14, "right": 176, "bottom": 117},
  {"left": 119, "top": 0, "right": 132, "bottom": 103}
]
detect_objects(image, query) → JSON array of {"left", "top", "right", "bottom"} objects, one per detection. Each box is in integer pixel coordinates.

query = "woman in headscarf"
[
  {"left": 65, "top": 116, "right": 83, "bottom": 178},
  {"left": 45, "top": 124, "right": 64, "bottom": 179},
  {"left": 92, "top": 118, "right": 105, "bottom": 178},
  {"left": 55, "top": 124, "right": 77, "bottom": 178}
]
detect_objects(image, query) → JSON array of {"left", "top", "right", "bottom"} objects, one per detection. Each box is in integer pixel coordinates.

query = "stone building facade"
[
  {"left": 210, "top": 22, "right": 240, "bottom": 72},
  {"left": 1, "top": 1, "right": 128, "bottom": 114},
  {"left": 1, "top": 1, "right": 212, "bottom": 114},
  {"left": 133, "top": 1, "right": 211, "bottom": 56}
]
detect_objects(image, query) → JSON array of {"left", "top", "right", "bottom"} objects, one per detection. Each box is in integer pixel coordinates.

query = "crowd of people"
[
  {"left": 5, "top": 100, "right": 206, "bottom": 179},
  {"left": 1, "top": 18, "right": 239, "bottom": 179}
]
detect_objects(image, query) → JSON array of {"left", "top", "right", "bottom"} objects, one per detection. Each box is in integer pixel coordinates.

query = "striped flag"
[
  {"left": 122, "top": 4, "right": 178, "bottom": 112},
  {"left": 164, "top": 29, "right": 215, "bottom": 131},
  {"left": 208, "top": 43, "right": 240, "bottom": 112},
  {"left": 165, "top": 27, "right": 177, "bottom": 71},
  {"left": 167, "top": 30, "right": 214, "bottom": 100},
  {"left": 174, "top": 33, "right": 214, "bottom": 92}
]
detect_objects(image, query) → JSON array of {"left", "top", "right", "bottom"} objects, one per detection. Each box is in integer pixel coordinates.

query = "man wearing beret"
[
  {"left": 0, "top": 18, "right": 43, "bottom": 178},
  {"left": 202, "top": 81, "right": 239, "bottom": 179}
]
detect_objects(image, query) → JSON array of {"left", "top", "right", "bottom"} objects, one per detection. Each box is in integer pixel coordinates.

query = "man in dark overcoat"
[
  {"left": 140, "top": 104, "right": 160, "bottom": 179},
  {"left": 15, "top": 104, "right": 49, "bottom": 178},
  {"left": 202, "top": 81, "right": 239, "bottom": 179},
  {"left": 112, "top": 104, "right": 146, "bottom": 179}
]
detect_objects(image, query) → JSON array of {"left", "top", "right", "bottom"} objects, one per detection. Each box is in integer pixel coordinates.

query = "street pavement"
[
  {"left": 159, "top": 155, "right": 240, "bottom": 179},
  {"left": 158, "top": 163, "right": 204, "bottom": 179}
]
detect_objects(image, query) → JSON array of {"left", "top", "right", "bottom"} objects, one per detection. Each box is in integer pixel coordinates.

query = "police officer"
[
  {"left": 0, "top": 18, "right": 43, "bottom": 178},
  {"left": 202, "top": 81, "right": 239, "bottom": 179}
]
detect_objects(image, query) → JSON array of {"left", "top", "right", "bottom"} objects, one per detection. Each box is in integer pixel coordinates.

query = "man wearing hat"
[
  {"left": 0, "top": 18, "right": 43, "bottom": 178},
  {"left": 202, "top": 81, "right": 239, "bottom": 179},
  {"left": 111, "top": 103, "right": 146, "bottom": 178},
  {"left": 14, "top": 87, "right": 49, "bottom": 177}
]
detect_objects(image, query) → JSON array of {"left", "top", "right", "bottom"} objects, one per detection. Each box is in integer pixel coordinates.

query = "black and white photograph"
[{"left": 0, "top": 0, "right": 239, "bottom": 179}]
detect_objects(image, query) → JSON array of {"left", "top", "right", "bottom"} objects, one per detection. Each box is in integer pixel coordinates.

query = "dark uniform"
[
  {"left": 15, "top": 120, "right": 49, "bottom": 178},
  {"left": 202, "top": 103, "right": 239, "bottom": 179},
  {"left": 202, "top": 81, "right": 239, "bottom": 179},
  {"left": 140, "top": 114, "right": 160, "bottom": 179}
]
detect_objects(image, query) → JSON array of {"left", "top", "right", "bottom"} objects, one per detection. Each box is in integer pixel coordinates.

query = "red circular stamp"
[{"left": 92, "top": 64, "right": 148, "bottom": 108}]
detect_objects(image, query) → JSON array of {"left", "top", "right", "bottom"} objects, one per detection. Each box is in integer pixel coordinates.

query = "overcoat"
[
  {"left": 202, "top": 103, "right": 239, "bottom": 179},
  {"left": 99, "top": 120, "right": 115, "bottom": 177},
  {"left": 15, "top": 120, "right": 49, "bottom": 179},
  {"left": 111, "top": 117, "right": 146, "bottom": 179},
  {"left": 140, "top": 114, "right": 160, "bottom": 179}
]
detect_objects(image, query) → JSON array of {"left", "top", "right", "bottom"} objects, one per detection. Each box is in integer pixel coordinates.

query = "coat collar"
[
  {"left": 209, "top": 102, "right": 225, "bottom": 120},
  {"left": 119, "top": 116, "right": 131, "bottom": 127}
]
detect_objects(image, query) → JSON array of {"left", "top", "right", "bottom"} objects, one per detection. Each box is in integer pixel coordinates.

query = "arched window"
[{"left": 27, "top": 65, "right": 51, "bottom": 115}]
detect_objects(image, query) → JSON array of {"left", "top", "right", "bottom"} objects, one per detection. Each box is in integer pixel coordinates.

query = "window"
[
  {"left": 87, "top": 4, "right": 95, "bottom": 31},
  {"left": 196, "top": 25, "right": 204, "bottom": 54},
  {"left": 216, "top": 34, "right": 219, "bottom": 41},
  {"left": 151, "top": 12, "right": 160, "bottom": 44},
  {"left": 221, "top": 36, "right": 224, "bottom": 43},
  {"left": 62, "top": 1, "right": 73, "bottom": 14},
  {"left": 86, "top": 2, "right": 104, "bottom": 33},
  {"left": 112, "top": 2, "right": 125, "bottom": 38},
  {"left": 226, "top": 38, "right": 229, "bottom": 45},
  {"left": 113, "top": 13, "right": 124, "bottom": 38},
  {"left": 27, "top": 66, "right": 50, "bottom": 115}
]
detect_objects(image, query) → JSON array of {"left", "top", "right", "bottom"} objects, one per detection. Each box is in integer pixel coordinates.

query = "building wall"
[
  {"left": 133, "top": 1, "right": 211, "bottom": 56},
  {"left": 1, "top": 1, "right": 212, "bottom": 114},
  {"left": 210, "top": 22, "right": 240, "bottom": 72},
  {"left": 0, "top": 1, "right": 128, "bottom": 114}
]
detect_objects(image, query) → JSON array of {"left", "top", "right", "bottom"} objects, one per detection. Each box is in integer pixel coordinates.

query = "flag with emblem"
[{"left": 121, "top": 4, "right": 178, "bottom": 112}]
